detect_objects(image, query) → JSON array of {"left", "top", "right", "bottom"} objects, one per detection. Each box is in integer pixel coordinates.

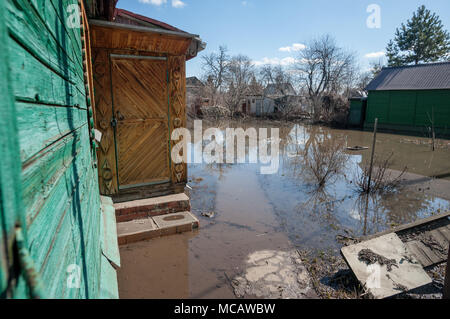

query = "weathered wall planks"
[{"left": 3, "top": 0, "right": 104, "bottom": 298}]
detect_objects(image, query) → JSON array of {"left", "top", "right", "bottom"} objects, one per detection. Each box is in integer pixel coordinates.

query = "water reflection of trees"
[
  {"left": 280, "top": 123, "right": 447, "bottom": 237},
  {"left": 297, "top": 187, "right": 342, "bottom": 230},
  {"left": 280, "top": 124, "right": 349, "bottom": 189}
]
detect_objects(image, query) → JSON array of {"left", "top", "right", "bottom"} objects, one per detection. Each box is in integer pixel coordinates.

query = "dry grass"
[{"left": 354, "top": 153, "right": 407, "bottom": 193}]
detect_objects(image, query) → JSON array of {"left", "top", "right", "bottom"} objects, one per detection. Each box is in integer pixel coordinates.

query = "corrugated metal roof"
[{"left": 366, "top": 62, "right": 450, "bottom": 91}]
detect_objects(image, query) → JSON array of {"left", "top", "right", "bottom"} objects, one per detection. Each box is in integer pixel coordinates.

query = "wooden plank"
[
  {"left": 169, "top": 55, "right": 187, "bottom": 186},
  {"left": 8, "top": 38, "right": 86, "bottom": 107},
  {"left": 92, "top": 48, "right": 119, "bottom": 195},
  {"left": 341, "top": 233, "right": 432, "bottom": 299},
  {"left": 99, "top": 255, "right": 119, "bottom": 299},
  {"left": 405, "top": 240, "right": 441, "bottom": 268},
  {"left": 438, "top": 225, "right": 450, "bottom": 241},
  {"left": 429, "top": 228, "right": 450, "bottom": 252},
  {"left": 90, "top": 24, "right": 192, "bottom": 55},
  {"left": 100, "top": 196, "right": 121, "bottom": 268},
  {"left": 6, "top": 0, "right": 85, "bottom": 91},
  {"left": 362, "top": 211, "right": 450, "bottom": 241},
  {"left": 21, "top": 129, "right": 83, "bottom": 220},
  {"left": 15, "top": 102, "right": 87, "bottom": 163},
  {"left": 0, "top": 0, "right": 25, "bottom": 297}
]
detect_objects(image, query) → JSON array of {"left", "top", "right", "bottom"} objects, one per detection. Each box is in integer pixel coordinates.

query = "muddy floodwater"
[{"left": 118, "top": 120, "right": 450, "bottom": 298}]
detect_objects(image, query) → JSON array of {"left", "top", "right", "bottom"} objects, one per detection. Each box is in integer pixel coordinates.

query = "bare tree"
[
  {"left": 296, "top": 35, "right": 356, "bottom": 118},
  {"left": 224, "top": 55, "right": 255, "bottom": 114},
  {"left": 201, "top": 45, "right": 230, "bottom": 105}
]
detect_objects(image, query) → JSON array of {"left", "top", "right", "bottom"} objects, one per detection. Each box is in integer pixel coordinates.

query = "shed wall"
[
  {"left": 365, "top": 90, "right": 450, "bottom": 136},
  {"left": 3, "top": 0, "right": 103, "bottom": 298}
]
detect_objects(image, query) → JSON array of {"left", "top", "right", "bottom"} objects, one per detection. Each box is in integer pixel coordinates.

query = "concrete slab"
[
  {"left": 114, "top": 193, "right": 189, "bottom": 211},
  {"left": 117, "top": 212, "right": 199, "bottom": 245},
  {"left": 153, "top": 212, "right": 199, "bottom": 236},
  {"left": 341, "top": 233, "right": 432, "bottom": 299}
]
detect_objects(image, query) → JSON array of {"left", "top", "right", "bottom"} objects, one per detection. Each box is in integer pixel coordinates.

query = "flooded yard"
[{"left": 118, "top": 120, "right": 450, "bottom": 298}]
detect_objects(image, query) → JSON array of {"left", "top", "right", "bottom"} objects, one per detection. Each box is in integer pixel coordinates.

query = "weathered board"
[
  {"left": 342, "top": 233, "right": 432, "bottom": 299},
  {"left": 1, "top": 0, "right": 112, "bottom": 298},
  {"left": 0, "top": 0, "right": 25, "bottom": 298}
]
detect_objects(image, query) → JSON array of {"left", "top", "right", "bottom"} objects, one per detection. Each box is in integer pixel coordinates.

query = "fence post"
[{"left": 367, "top": 118, "right": 378, "bottom": 193}]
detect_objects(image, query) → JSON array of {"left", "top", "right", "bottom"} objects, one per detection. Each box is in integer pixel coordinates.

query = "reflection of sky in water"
[{"left": 187, "top": 123, "right": 450, "bottom": 251}]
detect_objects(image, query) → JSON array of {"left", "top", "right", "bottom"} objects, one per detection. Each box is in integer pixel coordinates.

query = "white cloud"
[
  {"left": 279, "top": 43, "right": 306, "bottom": 53},
  {"left": 172, "top": 0, "right": 186, "bottom": 8},
  {"left": 365, "top": 51, "right": 385, "bottom": 59},
  {"left": 252, "top": 57, "right": 296, "bottom": 67},
  {"left": 242, "top": 1, "right": 248, "bottom": 6},
  {"left": 138, "top": 0, "right": 186, "bottom": 8},
  {"left": 139, "top": 0, "right": 167, "bottom": 5}
]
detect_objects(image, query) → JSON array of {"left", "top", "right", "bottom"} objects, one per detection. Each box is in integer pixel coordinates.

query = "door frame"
[{"left": 109, "top": 54, "right": 172, "bottom": 190}]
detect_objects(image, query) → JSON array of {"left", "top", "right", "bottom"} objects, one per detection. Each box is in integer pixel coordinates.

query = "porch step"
[
  {"left": 117, "top": 211, "right": 199, "bottom": 245},
  {"left": 114, "top": 193, "right": 190, "bottom": 223}
]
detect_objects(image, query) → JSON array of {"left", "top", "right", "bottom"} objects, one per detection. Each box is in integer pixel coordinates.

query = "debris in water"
[
  {"left": 201, "top": 211, "right": 215, "bottom": 218},
  {"left": 346, "top": 146, "right": 368, "bottom": 151},
  {"left": 358, "top": 249, "right": 398, "bottom": 272}
]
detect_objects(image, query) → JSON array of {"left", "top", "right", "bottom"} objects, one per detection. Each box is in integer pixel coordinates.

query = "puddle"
[{"left": 117, "top": 120, "right": 450, "bottom": 299}]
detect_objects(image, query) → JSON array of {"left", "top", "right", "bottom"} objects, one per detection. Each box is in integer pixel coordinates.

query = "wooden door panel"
[{"left": 111, "top": 58, "right": 170, "bottom": 188}]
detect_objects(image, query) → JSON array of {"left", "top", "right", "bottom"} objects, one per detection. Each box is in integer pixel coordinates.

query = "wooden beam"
[{"left": 362, "top": 211, "right": 450, "bottom": 241}]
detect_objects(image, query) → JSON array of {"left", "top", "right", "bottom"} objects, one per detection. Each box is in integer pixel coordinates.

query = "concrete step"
[
  {"left": 117, "top": 211, "right": 199, "bottom": 245},
  {"left": 114, "top": 193, "right": 190, "bottom": 223}
]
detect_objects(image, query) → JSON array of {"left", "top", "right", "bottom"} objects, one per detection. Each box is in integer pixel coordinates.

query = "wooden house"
[
  {"left": 87, "top": 6, "right": 205, "bottom": 202},
  {"left": 0, "top": 0, "right": 119, "bottom": 298},
  {"left": 0, "top": 0, "right": 202, "bottom": 299}
]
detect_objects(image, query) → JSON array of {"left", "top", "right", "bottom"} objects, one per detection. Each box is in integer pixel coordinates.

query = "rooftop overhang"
[{"left": 89, "top": 19, "right": 205, "bottom": 60}]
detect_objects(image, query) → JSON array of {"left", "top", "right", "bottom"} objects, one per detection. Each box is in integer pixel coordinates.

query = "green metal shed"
[{"left": 364, "top": 62, "right": 450, "bottom": 137}]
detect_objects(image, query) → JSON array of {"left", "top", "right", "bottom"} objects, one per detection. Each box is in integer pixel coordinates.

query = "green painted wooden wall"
[
  {"left": 1, "top": 0, "right": 105, "bottom": 298},
  {"left": 365, "top": 90, "right": 450, "bottom": 137}
]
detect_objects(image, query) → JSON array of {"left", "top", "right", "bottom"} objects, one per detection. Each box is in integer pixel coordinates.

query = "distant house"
[
  {"left": 186, "top": 77, "right": 210, "bottom": 116},
  {"left": 243, "top": 95, "right": 276, "bottom": 116},
  {"left": 242, "top": 83, "right": 309, "bottom": 116},
  {"left": 264, "top": 83, "right": 297, "bottom": 97},
  {"left": 364, "top": 62, "right": 450, "bottom": 136}
]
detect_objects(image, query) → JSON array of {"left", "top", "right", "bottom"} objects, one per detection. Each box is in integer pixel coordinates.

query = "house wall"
[
  {"left": 365, "top": 90, "right": 450, "bottom": 136},
  {"left": 2, "top": 0, "right": 103, "bottom": 298}
]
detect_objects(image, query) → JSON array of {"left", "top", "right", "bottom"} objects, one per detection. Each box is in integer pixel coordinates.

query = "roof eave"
[{"left": 89, "top": 19, "right": 205, "bottom": 59}]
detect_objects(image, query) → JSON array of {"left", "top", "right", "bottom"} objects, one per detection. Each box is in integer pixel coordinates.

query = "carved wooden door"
[{"left": 110, "top": 56, "right": 170, "bottom": 189}]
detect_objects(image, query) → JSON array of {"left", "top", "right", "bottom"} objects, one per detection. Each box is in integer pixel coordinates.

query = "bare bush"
[
  {"left": 317, "top": 93, "right": 349, "bottom": 125},
  {"left": 303, "top": 139, "right": 348, "bottom": 188},
  {"left": 354, "top": 153, "right": 407, "bottom": 193}
]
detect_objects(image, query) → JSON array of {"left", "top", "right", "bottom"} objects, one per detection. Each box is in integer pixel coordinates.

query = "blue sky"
[{"left": 118, "top": 0, "right": 450, "bottom": 77}]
